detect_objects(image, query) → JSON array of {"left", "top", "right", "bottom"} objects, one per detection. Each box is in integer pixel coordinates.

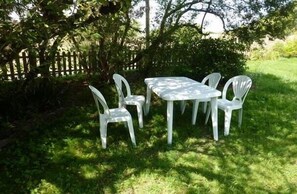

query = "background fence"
[{"left": 0, "top": 50, "right": 141, "bottom": 81}]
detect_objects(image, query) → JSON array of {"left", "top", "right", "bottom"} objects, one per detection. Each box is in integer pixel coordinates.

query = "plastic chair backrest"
[
  {"left": 113, "top": 74, "right": 132, "bottom": 97},
  {"left": 201, "top": 72, "right": 221, "bottom": 88},
  {"left": 89, "top": 85, "right": 110, "bottom": 116},
  {"left": 222, "top": 75, "right": 252, "bottom": 103},
  {"left": 113, "top": 73, "right": 133, "bottom": 105}
]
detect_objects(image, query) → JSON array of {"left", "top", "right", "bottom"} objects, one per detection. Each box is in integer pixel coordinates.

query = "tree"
[
  {"left": 0, "top": 0, "right": 127, "bottom": 79},
  {"left": 128, "top": 0, "right": 297, "bottom": 70},
  {"left": 1, "top": 0, "right": 296, "bottom": 121},
  {"left": 230, "top": 0, "right": 297, "bottom": 45},
  {"left": 1, "top": 0, "right": 296, "bottom": 80},
  {"left": 145, "top": 0, "right": 150, "bottom": 48}
]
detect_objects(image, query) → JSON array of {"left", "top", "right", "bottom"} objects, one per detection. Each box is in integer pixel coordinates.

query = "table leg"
[
  {"left": 192, "top": 100, "right": 199, "bottom": 125},
  {"left": 145, "top": 86, "right": 152, "bottom": 115},
  {"left": 210, "top": 97, "right": 218, "bottom": 141},
  {"left": 167, "top": 100, "right": 174, "bottom": 145}
]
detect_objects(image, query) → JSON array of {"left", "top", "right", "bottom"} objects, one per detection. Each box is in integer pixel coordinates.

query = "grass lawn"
[{"left": 1, "top": 58, "right": 297, "bottom": 193}]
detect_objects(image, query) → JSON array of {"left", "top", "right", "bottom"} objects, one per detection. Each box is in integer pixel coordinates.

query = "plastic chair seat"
[
  {"left": 124, "top": 95, "right": 145, "bottom": 106},
  {"left": 107, "top": 107, "right": 133, "bottom": 122},
  {"left": 218, "top": 99, "right": 242, "bottom": 110}
]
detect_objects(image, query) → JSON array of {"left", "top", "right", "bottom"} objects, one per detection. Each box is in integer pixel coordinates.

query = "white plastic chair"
[
  {"left": 191, "top": 72, "right": 221, "bottom": 125},
  {"left": 113, "top": 73, "right": 145, "bottom": 128},
  {"left": 88, "top": 85, "right": 136, "bottom": 149},
  {"left": 205, "top": 75, "right": 252, "bottom": 135}
]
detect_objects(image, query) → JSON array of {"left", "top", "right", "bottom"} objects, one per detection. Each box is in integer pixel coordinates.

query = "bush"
[
  {"left": 283, "top": 37, "right": 297, "bottom": 57},
  {"left": 188, "top": 39, "right": 246, "bottom": 80},
  {"left": 151, "top": 38, "right": 246, "bottom": 81},
  {"left": 0, "top": 78, "right": 65, "bottom": 121},
  {"left": 248, "top": 33, "right": 297, "bottom": 60}
]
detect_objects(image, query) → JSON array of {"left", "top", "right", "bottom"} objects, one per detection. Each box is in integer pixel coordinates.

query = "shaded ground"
[
  {"left": 0, "top": 77, "right": 93, "bottom": 147},
  {"left": 0, "top": 72, "right": 145, "bottom": 149}
]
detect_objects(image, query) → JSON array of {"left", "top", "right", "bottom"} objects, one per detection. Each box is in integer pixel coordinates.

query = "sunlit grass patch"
[
  {"left": 248, "top": 57, "right": 297, "bottom": 82},
  {"left": 118, "top": 172, "right": 187, "bottom": 194},
  {"left": 31, "top": 179, "right": 61, "bottom": 194}
]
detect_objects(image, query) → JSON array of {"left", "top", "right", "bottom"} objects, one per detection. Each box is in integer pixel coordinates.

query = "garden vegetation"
[{"left": 1, "top": 0, "right": 297, "bottom": 193}]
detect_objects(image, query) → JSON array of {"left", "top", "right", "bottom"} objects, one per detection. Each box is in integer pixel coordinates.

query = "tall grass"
[{"left": 0, "top": 58, "right": 297, "bottom": 193}]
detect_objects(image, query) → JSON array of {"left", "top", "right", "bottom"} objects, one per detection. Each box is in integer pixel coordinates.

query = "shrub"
[
  {"left": 0, "top": 78, "right": 65, "bottom": 121},
  {"left": 283, "top": 37, "right": 297, "bottom": 57},
  {"left": 151, "top": 38, "right": 246, "bottom": 81},
  {"left": 188, "top": 39, "right": 246, "bottom": 80},
  {"left": 248, "top": 33, "right": 297, "bottom": 60}
]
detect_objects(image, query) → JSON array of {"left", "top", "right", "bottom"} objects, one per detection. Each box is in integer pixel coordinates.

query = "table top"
[{"left": 145, "top": 76, "right": 221, "bottom": 101}]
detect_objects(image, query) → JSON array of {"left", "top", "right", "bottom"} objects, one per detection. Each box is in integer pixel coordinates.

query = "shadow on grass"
[{"left": 0, "top": 72, "right": 297, "bottom": 193}]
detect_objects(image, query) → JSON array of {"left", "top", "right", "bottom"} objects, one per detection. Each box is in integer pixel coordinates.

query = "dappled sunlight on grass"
[
  {"left": 31, "top": 179, "right": 61, "bottom": 194},
  {"left": 79, "top": 165, "right": 100, "bottom": 179},
  {"left": 1, "top": 59, "right": 297, "bottom": 193},
  {"left": 118, "top": 172, "right": 186, "bottom": 193}
]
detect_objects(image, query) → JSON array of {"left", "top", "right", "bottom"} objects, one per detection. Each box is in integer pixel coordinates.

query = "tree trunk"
[{"left": 145, "top": 0, "right": 150, "bottom": 49}]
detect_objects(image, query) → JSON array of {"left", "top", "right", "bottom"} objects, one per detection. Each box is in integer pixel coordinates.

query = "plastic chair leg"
[
  {"left": 203, "top": 102, "right": 208, "bottom": 113},
  {"left": 224, "top": 109, "right": 232, "bottom": 136},
  {"left": 136, "top": 104, "right": 144, "bottom": 128},
  {"left": 100, "top": 121, "right": 108, "bottom": 149},
  {"left": 127, "top": 119, "right": 136, "bottom": 146},
  {"left": 238, "top": 109, "right": 243, "bottom": 127}
]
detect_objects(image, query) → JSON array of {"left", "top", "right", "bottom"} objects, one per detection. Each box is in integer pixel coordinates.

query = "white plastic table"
[{"left": 144, "top": 77, "right": 221, "bottom": 144}]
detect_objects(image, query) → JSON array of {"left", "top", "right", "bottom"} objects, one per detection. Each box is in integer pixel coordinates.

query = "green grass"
[
  {"left": 248, "top": 57, "right": 297, "bottom": 82},
  {"left": 1, "top": 58, "right": 297, "bottom": 193}
]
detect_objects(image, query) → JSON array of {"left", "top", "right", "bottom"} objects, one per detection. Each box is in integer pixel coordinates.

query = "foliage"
[
  {"left": 0, "top": 78, "right": 65, "bottom": 121},
  {"left": 128, "top": 0, "right": 297, "bottom": 74},
  {"left": 0, "top": 0, "right": 131, "bottom": 80},
  {"left": 0, "top": 73, "right": 112, "bottom": 124},
  {"left": 1, "top": 0, "right": 296, "bottom": 81},
  {"left": 282, "top": 36, "right": 297, "bottom": 57},
  {"left": 229, "top": 0, "right": 297, "bottom": 45},
  {"left": 148, "top": 29, "right": 246, "bottom": 80},
  {"left": 0, "top": 58, "right": 297, "bottom": 193},
  {"left": 249, "top": 31, "right": 297, "bottom": 60},
  {"left": 151, "top": 0, "right": 297, "bottom": 42},
  {"left": 189, "top": 39, "right": 246, "bottom": 80}
]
